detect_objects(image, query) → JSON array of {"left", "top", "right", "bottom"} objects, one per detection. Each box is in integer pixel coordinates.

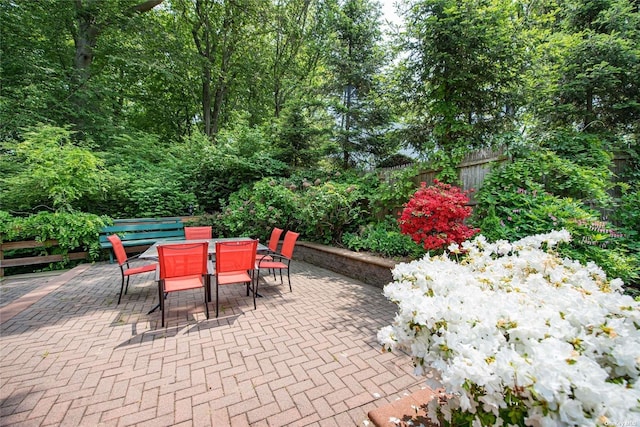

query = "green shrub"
[
  {"left": 474, "top": 154, "right": 638, "bottom": 285},
  {"left": 96, "top": 131, "right": 199, "bottom": 218},
  {"left": 614, "top": 189, "right": 640, "bottom": 238},
  {"left": 219, "top": 179, "right": 299, "bottom": 241},
  {"left": 293, "top": 181, "right": 367, "bottom": 244},
  {"left": 368, "top": 164, "right": 423, "bottom": 219},
  {"left": 342, "top": 217, "right": 427, "bottom": 259},
  {"left": 186, "top": 126, "right": 290, "bottom": 212},
  {"left": 1, "top": 125, "right": 110, "bottom": 213},
  {"left": 217, "top": 175, "right": 370, "bottom": 244},
  {"left": 0, "top": 211, "right": 110, "bottom": 271}
]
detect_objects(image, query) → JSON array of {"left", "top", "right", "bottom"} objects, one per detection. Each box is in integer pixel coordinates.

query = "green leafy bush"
[
  {"left": 0, "top": 211, "right": 110, "bottom": 270},
  {"left": 1, "top": 125, "right": 110, "bottom": 213},
  {"left": 96, "top": 131, "right": 198, "bottom": 217},
  {"left": 218, "top": 179, "right": 299, "bottom": 241},
  {"left": 342, "top": 217, "right": 427, "bottom": 259},
  {"left": 217, "top": 175, "right": 370, "bottom": 245},
  {"left": 368, "top": 164, "right": 423, "bottom": 220},
  {"left": 293, "top": 181, "right": 367, "bottom": 244},
  {"left": 474, "top": 153, "right": 638, "bottom": 285},
  {"left": 186, "top": 126, "right": 290, "bottom": 212}
]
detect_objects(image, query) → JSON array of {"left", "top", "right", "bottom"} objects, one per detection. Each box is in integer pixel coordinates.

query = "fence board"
[
  {"left": 1, "top": 252, "right": 87, "bottom": 268},
  {"left": 0, "top": 239, "right": 87, "bottom": 278},
  {"left": 377, "top": 147, "right": 629, "bottom": 210}
]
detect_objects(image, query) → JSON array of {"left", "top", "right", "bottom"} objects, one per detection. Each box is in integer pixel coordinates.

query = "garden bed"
[{"left": 294, "top": 241, "right": 397, "bottom": 288}]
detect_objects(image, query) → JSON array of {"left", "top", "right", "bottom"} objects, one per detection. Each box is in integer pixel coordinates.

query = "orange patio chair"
[
  {"left": 107, "top": 234, "right": 157, "bottom": 304},
  {"left": 157, "top": 242, "right": 210, "bottom": 327},
  {"left": 184, "top": 226, "right": 213, "bottom": 240},
  {"left": 214, "top": 239, "right": 258, "bottom": 317},
  {"left": 255, "top": 231, "right": 299, "bottom": 293},
  {"left": 257, "top": 227, "right": 283, "bottom": 261}
]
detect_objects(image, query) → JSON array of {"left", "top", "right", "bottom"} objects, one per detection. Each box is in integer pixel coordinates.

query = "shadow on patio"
[{"left": 0, "top": 260, "right": 425, "bottom": 426}]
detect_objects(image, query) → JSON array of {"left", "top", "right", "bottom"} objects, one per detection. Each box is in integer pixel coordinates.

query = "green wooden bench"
[{"left": 99, "top": 217, "right": 186, "bottom": 263}]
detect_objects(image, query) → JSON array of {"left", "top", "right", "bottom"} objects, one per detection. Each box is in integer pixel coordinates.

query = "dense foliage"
[
  {"left": 0, "top": 0, "right": 638, "bottom": 292},
  {"left": 0, "top": 210, "right": 110, "bottom": 273},
  {"left": 473, "top": 149, "right": 638, "bottom": 285},
  {"left": 342, "top": 216, "right": 427, "bottom": 258}
]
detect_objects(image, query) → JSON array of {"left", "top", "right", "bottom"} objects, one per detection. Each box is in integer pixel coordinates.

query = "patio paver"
[{"left": 0, "top": 260, "right": 425, "bottom": 426}]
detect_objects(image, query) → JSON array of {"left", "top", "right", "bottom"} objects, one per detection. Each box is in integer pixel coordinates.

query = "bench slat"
[
  {"left": 99, "top": 217, "right": 189, "bottom": 263},
  {"left": 113, "top": 217, "right": 183, "bottom": 225},
  {"left": 99, "top": 230, "right": 184, "bottom": 245},
  {"left": 100, "top": 222, "right": 185, "bottom": 234}
]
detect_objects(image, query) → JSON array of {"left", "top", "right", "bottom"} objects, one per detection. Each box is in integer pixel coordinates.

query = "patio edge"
[
  {"left": 295, "top": 241, "right": 396, "bottom": 288},
  {"left": 0, "top": 263, "right": 92, "bottom": 325}
]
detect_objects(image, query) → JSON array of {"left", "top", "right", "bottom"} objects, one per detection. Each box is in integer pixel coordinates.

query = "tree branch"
[{"left": 129, "top": 0, "right": 164, "bottom": 14}]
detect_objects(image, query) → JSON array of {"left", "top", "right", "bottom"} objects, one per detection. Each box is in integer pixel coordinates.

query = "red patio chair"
[
  {"left": 184, "top": 226, "right": 213, "bottom": 240},
  {"left": 257, "top": 227, "right": 283, "bottom": 260},
  {"left": 255, "top": 231, "right": 299, "bottom": 293},
  {"left": 214, "top": 239, "right": 258, "bottom": 317},
  {"left": 157, "top": 242, "right": 210, "bottom": 327},
  {"left": 107, "top": 234, "right": 157, "bottom": 304}
]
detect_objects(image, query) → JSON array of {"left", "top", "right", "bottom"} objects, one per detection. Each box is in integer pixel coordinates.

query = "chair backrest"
[
  {"left": 280, "top": 231, "right": 300, "bottom": 259},
  {"left": 267, "top": 227, "right": 284, "bottom": 252},
  {"left": 107, "top": 234, "right": 129, "bottom": 266},
  {"left": 184, "top": 226, "right": 213, "bottom": 240},
  {"left": 158, "top": 242, "right": 209, "bottom": 279},
  {"left": 215, "top": 240, "right": 258, "bottom": 274}
]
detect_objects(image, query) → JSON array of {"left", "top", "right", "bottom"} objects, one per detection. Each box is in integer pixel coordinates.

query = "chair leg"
[
  {"left": 216, "top": 281, "right": 219, "bottom": 318},
  {"left": 125, "top": 276, "right": 130, "bottom": 295},
  {"left": 204, "top": 279, "right": 209, "bottom": 319},
  {"left": 287, "top": 268, "right": 292, "bottom": 292},
  {"left": 159, "top": 281, "right": 166, "bottom": 327},
  {"left": 118, "top": 275, "right": 125, "bottom": 304},
  {"left": 253, "top": 271, "right": 258, "bottom": 309}
]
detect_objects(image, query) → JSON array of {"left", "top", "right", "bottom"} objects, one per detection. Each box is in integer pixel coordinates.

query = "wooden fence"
[
  {"left": 378, "top": 146, "right": 630, "bottom": 207},
  {"left": 0, "top": 239, "right": 88, "bottom": 278},
  {"left": 0, "top": 216, "right": 196, "bottom": 278},
  {"left": 379, "top": 147, "right": 510, "bottom": 206}
]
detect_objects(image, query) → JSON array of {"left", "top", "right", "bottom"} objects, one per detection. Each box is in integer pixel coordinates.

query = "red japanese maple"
[{"left": 398, "top": 180, "right": 479, "bottom": 251}]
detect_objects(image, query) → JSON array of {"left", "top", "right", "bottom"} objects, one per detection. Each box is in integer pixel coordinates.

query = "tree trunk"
[
  {"left": 72, "top": 0, "right": 164, "bottom": 81},
  {"left": 203, "top": 65, "right": 213, "bottom": 137}
]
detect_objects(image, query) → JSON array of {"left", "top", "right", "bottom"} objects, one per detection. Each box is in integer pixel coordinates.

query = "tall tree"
[
  {"left": 176, "top": 0, "right": 272, "bottom": 137},
  {"left": 398, "top": 0, "right": 527, "bottom": 161},
  {"left": 70, "top": 0, "right": 165, "bottom": 133},
  {"left": 326, "top": 0, "right": 389, "bottom": 167},
  {"left": 530, "top": 0, "right": 640, "bottom": 133},
  {"left": 0, "top": 1, "right": 72, "bottom": 139},
  {"left": 98, "top": 5, "right": 200, "bottom": 140},
  {"left": 269, "top": 0, "right": 331, "bottom": 117}
]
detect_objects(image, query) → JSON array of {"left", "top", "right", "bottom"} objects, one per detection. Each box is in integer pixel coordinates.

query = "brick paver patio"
[{"left": 0, "top": 260, "right": 424, "bottom": 426}]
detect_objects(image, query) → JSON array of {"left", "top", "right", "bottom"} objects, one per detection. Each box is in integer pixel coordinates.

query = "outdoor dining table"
[
  {"left": 137, "top": 237, "right": 268, "bottom": 260},
  {"left": 139, "top": 237, "right": 268, "bottom": 314}
]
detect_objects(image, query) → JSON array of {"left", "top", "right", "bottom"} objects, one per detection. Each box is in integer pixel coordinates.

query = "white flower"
[{"left": 379, "top": 230, "right": 640, "bottom": 426}]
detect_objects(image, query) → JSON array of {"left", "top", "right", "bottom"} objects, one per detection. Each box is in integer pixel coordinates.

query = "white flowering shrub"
[{"left": 378, "top": 230, "right": 640, "bottom": 427}]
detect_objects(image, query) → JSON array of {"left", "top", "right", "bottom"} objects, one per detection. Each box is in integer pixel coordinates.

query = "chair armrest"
[
  {"left": 125, "top": 253, "right": 144, "bottom": 263},
  {"left": 257, "top": 253, "right": 287, "bottom": 266}
]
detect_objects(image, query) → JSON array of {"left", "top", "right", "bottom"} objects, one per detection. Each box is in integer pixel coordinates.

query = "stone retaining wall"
[{"left": 294, "top": 241, "right": 397, "bottom": 288}]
